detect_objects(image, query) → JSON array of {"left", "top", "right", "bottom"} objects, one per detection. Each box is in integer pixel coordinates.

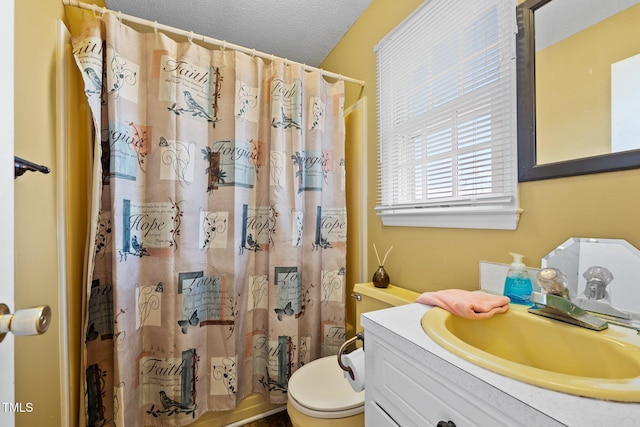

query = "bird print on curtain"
[{"left": 72, "top": 12, "right": 347, "bottom": 427}]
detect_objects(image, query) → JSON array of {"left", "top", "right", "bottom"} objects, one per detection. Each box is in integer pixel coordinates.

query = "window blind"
[{"left": 375, "top": 0, "right": 520, "bottom": 229}]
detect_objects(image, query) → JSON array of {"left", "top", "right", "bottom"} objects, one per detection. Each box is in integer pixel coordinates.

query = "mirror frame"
[{"left": 517, "top": 0, "right": 640, "bottom": 182}]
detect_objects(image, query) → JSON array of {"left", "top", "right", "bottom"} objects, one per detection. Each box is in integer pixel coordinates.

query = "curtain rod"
[{"left": 62, "top": 0, "right": 365, "bottom": 87}]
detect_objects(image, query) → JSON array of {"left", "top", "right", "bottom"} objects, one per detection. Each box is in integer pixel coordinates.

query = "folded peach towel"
[{"left": 416, "top": 289, "right": 510, "bottom": 319}]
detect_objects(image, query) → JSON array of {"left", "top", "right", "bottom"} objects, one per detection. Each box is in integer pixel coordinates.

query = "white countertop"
[{"left": 361, "top": 303, "right": 640, "bottom": 426}]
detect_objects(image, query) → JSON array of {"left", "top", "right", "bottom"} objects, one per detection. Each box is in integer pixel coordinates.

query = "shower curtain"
[{"left": 72, "top": 13, "right": 347, "bottom": 427}]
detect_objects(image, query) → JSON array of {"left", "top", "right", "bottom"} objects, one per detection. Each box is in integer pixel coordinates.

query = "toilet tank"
[{"left": 352, "top": 282, "right": 420, "bottom": 333}]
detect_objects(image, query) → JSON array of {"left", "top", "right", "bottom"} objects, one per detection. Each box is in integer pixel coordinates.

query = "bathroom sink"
[{"left": 421, "top": 303, "right": 640, "bottom": 402}]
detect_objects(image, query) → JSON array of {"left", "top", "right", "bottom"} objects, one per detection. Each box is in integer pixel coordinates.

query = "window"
[{"left": 375, "top": 0, "right": 520, "bottom": 229}]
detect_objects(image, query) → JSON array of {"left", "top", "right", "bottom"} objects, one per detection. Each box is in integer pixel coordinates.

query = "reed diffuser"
[{"left": 372, "top": 244, "right": 393, "bottom": 288}]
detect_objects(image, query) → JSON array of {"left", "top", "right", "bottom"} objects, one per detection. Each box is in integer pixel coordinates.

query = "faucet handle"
[{"left": 537, "top": 268, "right": 569, "bottom": 298}]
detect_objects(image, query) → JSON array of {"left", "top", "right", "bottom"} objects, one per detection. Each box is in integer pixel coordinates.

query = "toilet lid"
[{"left": 288, "top": 355, "right": 364, "bottom": 415}]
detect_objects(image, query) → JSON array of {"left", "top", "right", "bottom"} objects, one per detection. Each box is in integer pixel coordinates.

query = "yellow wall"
[
  {"left": 15, "top": 1, "right": 101, "bottom": 425},
  {"left": 320, "top": 0, "right": 640, "bottom": 295},
  {"left": 344, "top": 99, "right": 367, "bottom": 335},
  {"left": 14, "top": 0, "right": 66, "bottom": 425}
]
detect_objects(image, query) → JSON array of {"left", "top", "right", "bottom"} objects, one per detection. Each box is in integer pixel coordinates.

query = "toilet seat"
[{"left": 288, "top": 355, "right": 365, "bottom": 419}]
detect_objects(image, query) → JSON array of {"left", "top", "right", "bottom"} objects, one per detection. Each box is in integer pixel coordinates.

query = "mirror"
[
  {"left": 542, "top": 237, "right": 640, "bottom": 318},
  {"left": 517, "top": 0, "right": 640, "bottom": 181}
]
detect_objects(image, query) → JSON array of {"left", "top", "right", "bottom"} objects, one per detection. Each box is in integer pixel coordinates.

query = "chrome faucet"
[{"left": 527, "top": 268, "right": 608, "bottom": 331}]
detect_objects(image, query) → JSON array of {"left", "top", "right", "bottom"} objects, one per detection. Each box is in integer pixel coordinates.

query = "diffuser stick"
[
  {"left": 381, "top": 246, "right": 394, "bottom": 266},
  {"left": 373, "top": 243, "right": 382, "bottom": 266}
]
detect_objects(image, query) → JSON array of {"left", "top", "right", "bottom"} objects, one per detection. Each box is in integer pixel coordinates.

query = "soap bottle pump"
[{"left": 503, "top": 252, "right": 533, "bottom": 305}]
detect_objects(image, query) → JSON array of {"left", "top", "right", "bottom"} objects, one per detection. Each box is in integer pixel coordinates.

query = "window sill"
[{"left": 376, "top": 206, "right": 522, "bottom": 230}]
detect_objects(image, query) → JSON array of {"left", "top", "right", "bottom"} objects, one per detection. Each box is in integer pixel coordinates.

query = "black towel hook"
[{"left": 14, "top": 156, "right": 50, "bottom": 179}]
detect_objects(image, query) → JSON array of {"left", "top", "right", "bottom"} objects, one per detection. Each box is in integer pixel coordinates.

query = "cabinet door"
[
  {"left": 366, "top": 401, "right": 400, "bottom": 427},
  {"left": 367, "top": 335, "right": 529, "bottom": 427}
]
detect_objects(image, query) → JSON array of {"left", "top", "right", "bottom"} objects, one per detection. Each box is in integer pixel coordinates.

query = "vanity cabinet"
[
  {"left": 364, "top": 324, "right": 556, "bottom": 426},
  {"left": 361, "top": 303, "right": 640, "bottom": 427},
  {"left": 366, "top": 333, "right": 526, "bottom": 426}
]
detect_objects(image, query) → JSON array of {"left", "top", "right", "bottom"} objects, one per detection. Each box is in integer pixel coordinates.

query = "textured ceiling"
[{"left": 104, "top": 0, "right": 372, "bottom": 67}]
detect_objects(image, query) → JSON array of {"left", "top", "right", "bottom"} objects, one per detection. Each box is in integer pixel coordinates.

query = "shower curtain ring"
[
  {"left": 221, "top": 40, "right": 226, "bottom": 51},
  {"left": 153, "top": 21, "right": 158, "bottom": 33},
  {"left": 251, "top": 49, "right": 256, "bottom": 57},
  {"left": 188, "top": 31, "right": 194, "bottom": 43}
]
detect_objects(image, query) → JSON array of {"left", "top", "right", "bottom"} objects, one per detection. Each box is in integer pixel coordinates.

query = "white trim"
[
  {"left": 56, "top": 20, "right": 71, "bottom": 427},
  {"left": 378, "top": 207, "right": 522, "bottom": 230},
  {"left": 0, "top": 0, "right": 15, "bottom": 425}
]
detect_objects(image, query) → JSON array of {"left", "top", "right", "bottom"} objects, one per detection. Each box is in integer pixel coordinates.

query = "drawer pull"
[{"left": 437, "top": 421, "right": 456, "bottom": 427}]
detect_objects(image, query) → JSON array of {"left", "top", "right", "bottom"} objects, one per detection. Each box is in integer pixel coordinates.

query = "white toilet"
[{"left": 286, "top": 282, "right": 419, "bottom": 427}]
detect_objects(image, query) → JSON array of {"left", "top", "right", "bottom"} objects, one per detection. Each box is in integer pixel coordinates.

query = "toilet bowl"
[
  {"left": 287, "top": 355, "right": 364, "bottom": 427},
  {"left": 286, "top": 282, "right": 419, "bottom": 426}
]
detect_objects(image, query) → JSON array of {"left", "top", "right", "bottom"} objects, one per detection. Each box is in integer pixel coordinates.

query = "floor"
[{"left": 240, "top": 409, "right": 292, "bottom": 427}]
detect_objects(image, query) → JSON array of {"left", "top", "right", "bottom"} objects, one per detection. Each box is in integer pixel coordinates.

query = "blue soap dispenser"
[{"left": 503, "top": 252, "right": 533, "bottom": 305}]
